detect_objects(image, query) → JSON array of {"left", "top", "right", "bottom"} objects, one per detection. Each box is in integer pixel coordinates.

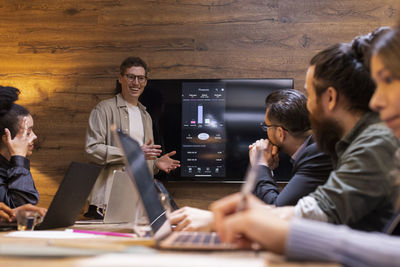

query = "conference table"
[{"left": 0, "top": 223, "right": 340, "bottom": 267}]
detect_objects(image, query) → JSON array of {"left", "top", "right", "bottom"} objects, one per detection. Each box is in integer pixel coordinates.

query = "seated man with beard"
[{"left": 268, "top": 37, "right": 399, "bottom": 232}]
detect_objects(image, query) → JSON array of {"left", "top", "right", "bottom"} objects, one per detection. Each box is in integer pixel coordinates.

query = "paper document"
[
  {"left": 6, "top": 230, "right": 102, "bottom": 239},
  {"left": 0, "top": 244, "right": 105, "bottom": 257},
  {"left": 77, "top": 253, "right": 265, "bottom": 267}
]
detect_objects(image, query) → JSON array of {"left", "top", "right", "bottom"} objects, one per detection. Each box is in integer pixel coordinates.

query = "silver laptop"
[
  {"left": 112, "top": 126, "right": 261, "bottom": 250},
  {"left": 104, "top": 170, "right": 140, "bottom": 223},
  {"left": 76, "top": 170, "right": 138, "bottom": 224}
]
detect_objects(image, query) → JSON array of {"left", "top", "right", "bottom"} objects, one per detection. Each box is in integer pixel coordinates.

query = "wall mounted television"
[{"left": 139, "top": 78, "right": 294, "bottom": 182}]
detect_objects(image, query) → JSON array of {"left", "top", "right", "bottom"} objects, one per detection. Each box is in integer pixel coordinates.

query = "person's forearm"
[
  {"left": 254, "top": 181, "right": 279, "bottom": 204},
  {"left": 286, "top": 219, "right": 400, "bottom": 267},
  {"left": 254, "top": 166, "right": 280, "bottom": 204},
  {"left": 244, "top": 210, "right": 288, "bottom": 254},
  {"left": 86, "top": 144, "right": 124, "bottom": 165},
  {"left": 4, "top": 157, "right": 39, "bottom": 207}
]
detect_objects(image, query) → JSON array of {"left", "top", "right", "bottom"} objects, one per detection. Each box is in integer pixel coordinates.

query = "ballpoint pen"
[{"left": 236, "top": 143, "right": 265, "bottom": 212}]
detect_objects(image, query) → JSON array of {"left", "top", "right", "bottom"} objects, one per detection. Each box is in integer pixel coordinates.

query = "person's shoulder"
[
  {"left": 345, "top": 122, "right": 398, "bottom": 161},
  {"left": 88, "top": 96, "right": 119, "bottom": 120},
  {"left": 93, "top": 96, "right": 118, "bottom": 110},
  {"left": 359, "top": 122, "right": 398, "bottom": 145},
  {"left": 304, "top": 139, "right": 318, "bottom": 152},
  {"left": 365, "top": 121, "right": 394, "bottom": 133},
  {"left": 137, "top": 102, "right": 151, "bottom": 116},
  {"left": 300, "top": 138, "right": 327, "bottom": 159},
  {"left": 296, "top": 141, "right": 332, "bottom": 170}
]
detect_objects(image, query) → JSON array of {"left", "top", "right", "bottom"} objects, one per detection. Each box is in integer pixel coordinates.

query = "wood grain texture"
[
  {"left": 164, "top": 182, "right": 242, "bottom": 210},
  {"left": 0, "top": 0, "right": 397, "bottom": 208}
]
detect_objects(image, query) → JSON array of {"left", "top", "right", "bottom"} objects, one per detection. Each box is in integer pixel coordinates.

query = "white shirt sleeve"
[{"left": 294, "top": 196, "right": 328, "bottom": 222}]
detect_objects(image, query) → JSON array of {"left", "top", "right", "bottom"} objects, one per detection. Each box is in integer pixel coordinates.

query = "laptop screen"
[
  {"left": 116, "top": 130, "right": 168, "bottom": 234},
  {"left": 36, "top": 162, "right": 101, "bottom": 230}
]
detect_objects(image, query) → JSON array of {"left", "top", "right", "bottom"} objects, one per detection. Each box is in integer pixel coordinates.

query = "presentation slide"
[{"left": 181, "top": 82, "right": 226, "bottom": 177}]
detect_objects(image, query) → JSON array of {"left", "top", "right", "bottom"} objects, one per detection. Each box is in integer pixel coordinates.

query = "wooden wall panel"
[{"left": 0, "top": 0, "right": 397, "bottom": 208}]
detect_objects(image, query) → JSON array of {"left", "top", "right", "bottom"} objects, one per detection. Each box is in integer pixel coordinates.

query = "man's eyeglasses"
[
  {"left": 260, "top": 123, "right": 288, "bottom": 132},
  {"left": 125, "top": 74, "right": 147, "bottom": 83}
]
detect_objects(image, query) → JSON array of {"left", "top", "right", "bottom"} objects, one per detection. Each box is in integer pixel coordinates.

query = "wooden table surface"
[{"left": 0, "top": 223, "right": 341, "bottom": 267}]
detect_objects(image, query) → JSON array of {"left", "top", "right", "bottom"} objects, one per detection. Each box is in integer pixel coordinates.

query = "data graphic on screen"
[{"left": 181, "top": 82, "right": 226, "bottom": 177}]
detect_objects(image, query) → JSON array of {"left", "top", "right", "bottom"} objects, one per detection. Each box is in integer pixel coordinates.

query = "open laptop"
[
  {"left": 103, "top": 170, "right": 140, "bottom": 223},
  {"left": 33, "top": 161, "right": 101, "bottom": 230},
  {"left": 1, "top": 162, "right": 101, "bottom": 231},
  {"left": 76, "top": 170, "right": 140, "bottom": 224},
  {"left": 113, "top": 127, "right": 261, "bottom": 250},
  {"left": 153, "top": 179, "right": 179, "bottom": 211}
]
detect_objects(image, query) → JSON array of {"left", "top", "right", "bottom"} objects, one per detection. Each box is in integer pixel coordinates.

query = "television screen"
[{"left": 140, "top": 79, "right": 294, "bottom": 181}]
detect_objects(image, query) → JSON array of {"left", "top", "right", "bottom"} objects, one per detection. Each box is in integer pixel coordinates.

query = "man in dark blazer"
[{"left": 251, "top": 89, "right": 333, "bottom": 206}]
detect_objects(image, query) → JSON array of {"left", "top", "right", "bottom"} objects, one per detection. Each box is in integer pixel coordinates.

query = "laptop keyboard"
[
  {"left": 0, "top": 221, "right": 17, "bottom": 231},
  {"left": 171, "top": 232, "right": 222, "bottom": 246}
]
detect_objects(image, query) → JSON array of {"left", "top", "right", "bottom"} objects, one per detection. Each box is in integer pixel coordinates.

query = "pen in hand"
[{"left": 237, "top": 143, "right": 266, "bottom": 212}]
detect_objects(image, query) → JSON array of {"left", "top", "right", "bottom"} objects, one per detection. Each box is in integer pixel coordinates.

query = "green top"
[{"left": 310, "top": 112, "right": 399, "bottom": 231}]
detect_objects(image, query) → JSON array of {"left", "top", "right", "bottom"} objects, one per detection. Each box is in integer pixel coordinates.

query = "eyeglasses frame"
[
  {"left": 260, "top": 123, "right": 288, "bottom": 132},
  {"left": 124, "top": 74, "right": 147, "bottom": 83}
]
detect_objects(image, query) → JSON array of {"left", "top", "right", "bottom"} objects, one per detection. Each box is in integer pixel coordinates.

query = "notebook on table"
[{"left": 112, "top": 126, "right": 261, "bottom": 250}]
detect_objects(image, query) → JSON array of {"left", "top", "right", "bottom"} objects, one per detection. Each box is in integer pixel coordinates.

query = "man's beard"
[
  {"left": 266, "top": 134, "right": 281, "bottom": 152},
  {"left": 309, "top": 105, "right": 343, "bottom": 157}
]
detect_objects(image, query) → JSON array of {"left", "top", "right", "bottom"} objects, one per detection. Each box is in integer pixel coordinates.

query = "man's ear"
[
  {"left": 277, "top": 126, "right": 286, "bottom": 143},
  {"left": 326, "top": 86, "right": 339, "bottom": 111}
]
